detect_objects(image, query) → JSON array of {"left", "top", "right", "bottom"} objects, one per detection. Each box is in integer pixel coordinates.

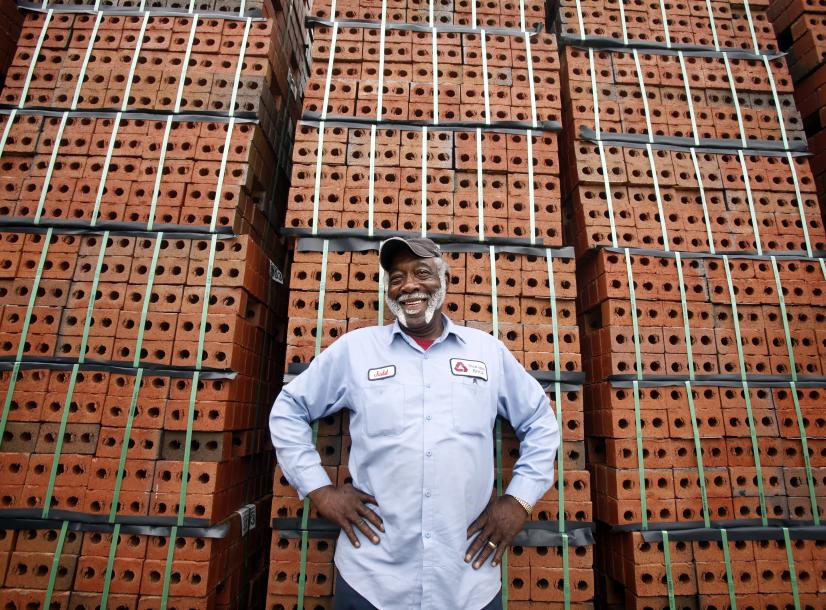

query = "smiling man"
[{"left": 270, "top": 236, "right": 560, "bottom": 610}]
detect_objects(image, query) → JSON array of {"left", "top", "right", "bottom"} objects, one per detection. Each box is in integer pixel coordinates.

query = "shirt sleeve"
[
  {"left": 496, "top": 342, "right": 560, "bottom": 507},
  {"left": 269, "top": 336, "right": 352, "bottom": 500}
]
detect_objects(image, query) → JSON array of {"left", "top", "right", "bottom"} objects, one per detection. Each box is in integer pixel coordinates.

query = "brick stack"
[
  {"left": 769, "top": 0, "right": 826, "bottom": 220},
  {"left": 0, "top": 0, "right": 307, "bottom": 606},
  {"left": 266, "top": 3, "right": 594, "bottom": 609},
  {"left": 0, "top": 0, "right": 22, "bottom": 88},
  {"left": 554, "top": 0, "right": 826, "bottom": 607}
]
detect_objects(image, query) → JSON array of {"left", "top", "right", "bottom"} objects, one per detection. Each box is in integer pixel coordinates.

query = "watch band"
[{"left": 507, "top": 494, "right": 533, "bottom": 516}]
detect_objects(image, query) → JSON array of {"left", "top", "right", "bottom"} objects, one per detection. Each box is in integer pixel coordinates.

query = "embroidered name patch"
[
  {"left": 450, "top": 358, "right": 488, "bottom": 381},
  {"left": 368, "top": 365, "right": 396, "bottom": 381}
]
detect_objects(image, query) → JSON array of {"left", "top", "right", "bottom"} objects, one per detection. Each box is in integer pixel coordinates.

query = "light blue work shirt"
[{"left": 269, "top": 315, "right": 559, "bottom": 609}]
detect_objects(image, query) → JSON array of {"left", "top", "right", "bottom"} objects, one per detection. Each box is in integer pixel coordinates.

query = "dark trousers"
[{"left": 334, "top": 571, "right": 503, "bottom": 610}]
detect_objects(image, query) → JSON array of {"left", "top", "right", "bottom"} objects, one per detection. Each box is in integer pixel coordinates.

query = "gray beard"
[{"left": 386, "top": 276, "right": 447, "bottom": 327}]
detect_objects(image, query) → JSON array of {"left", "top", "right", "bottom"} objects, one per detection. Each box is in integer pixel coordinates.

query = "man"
[{"left": 270, "top": 236, "right": 560, "bottom": 609}]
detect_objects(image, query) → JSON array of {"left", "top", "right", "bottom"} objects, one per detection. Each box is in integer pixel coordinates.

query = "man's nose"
[{"left": 399, "top": 275, "right": 420, "bottom": 293}]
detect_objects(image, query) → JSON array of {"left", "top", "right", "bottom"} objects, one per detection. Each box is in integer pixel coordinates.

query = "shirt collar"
[{"left": 387, "top": 314, "right": 467, "bottom": 346}]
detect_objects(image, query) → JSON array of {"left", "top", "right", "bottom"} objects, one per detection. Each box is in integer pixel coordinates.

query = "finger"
[
  {"left": 352, "top": 487, "right": 378, "bottom": 506},
  {"left": 490, "top": 539, "right": 510, "bottom": 568},
  {"left": 341, "top": 522, "right": 361, "bottom": 548},
  {"left": 357, "top": 504, "right": 385, "bottom": 533},
  {"left": 472, "top": 536, "right": 499, "bottom": 570},
  {"left": 465, "top": 526, "right": 494, "bottom": 563},
  {"left": 466, "top": 512, "right": 488, "bottom": 538},
  {"left": 351, "top": 514, "right": 380, "bottom": 545}
]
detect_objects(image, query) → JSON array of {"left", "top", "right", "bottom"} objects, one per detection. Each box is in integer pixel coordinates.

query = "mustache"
[{"left": 396, "top": 292, "right": 429, "bottom": 304}]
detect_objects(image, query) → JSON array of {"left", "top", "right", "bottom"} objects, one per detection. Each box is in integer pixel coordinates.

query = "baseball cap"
[{"left": 379, "top": 236, "right": 441, "bottom": 272}]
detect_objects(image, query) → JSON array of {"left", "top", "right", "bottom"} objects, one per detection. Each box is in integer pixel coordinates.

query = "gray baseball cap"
[{"left": 379, "top": 236, "right": 442, "bottom": 272}]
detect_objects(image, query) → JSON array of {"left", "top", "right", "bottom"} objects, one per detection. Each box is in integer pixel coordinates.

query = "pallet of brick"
[
  {"left": 0, "top": 115, "right": 283, "bottom": 243},
  {"left": 310, "top": 0, "right": 550, "bottom": 29},
  {"left": 303, "top": 25, "right": 560, "bottom": 126},
  {"left": 0, "top": 499, "right": 270, "bottom": 609},
  {"left": 286, "top": 122, "right": 562, "bottom": 243},
  {"left": 552, "top": 0, "right": 779, "bottom": 53},
  {"left": 595, "top": 525, "right": 826, "bottom": 609},
  {"left": 0, "top": 230, "right": 284, "bottom": 525}
]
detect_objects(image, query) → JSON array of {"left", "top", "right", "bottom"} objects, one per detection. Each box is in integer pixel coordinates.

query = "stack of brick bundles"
[
  {"left": 0, "top": 0, "right": 305, "bottom": 606},
  {"left": 552, "top": 0, "right": 826, "bottom": 607},
  {"left": 266, "top": 0, "right": 595, "bottom": 607}
]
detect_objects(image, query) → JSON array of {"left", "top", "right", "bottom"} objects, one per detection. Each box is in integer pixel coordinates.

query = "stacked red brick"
[
  {"left": 267, "top": 0, "right": 594, "bottom": 607},
  {"left": 0, "top": 0, "right": 308, "bottom": 606},
  {"left": 0, "top": 0, "right": 22, "bottom": 88},
  {"left": 555, "top": 0, "right": 826, "bottom": 607},
  {"left": 768, "top": 0, "right": 826, "bottom": 220}
]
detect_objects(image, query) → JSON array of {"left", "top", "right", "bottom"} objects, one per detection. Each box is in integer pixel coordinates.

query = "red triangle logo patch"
[{"left": 454, "top": 361, "right": 468, "bottom": 372}]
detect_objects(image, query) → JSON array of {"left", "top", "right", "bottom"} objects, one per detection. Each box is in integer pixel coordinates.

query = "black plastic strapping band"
[
  {"left": 290, "top": 232, "right": 575, "bottom": 258},
  {"left": 558, "top": 32, "right": 781, "bottom": 60},
  {"left": 300, "top": 112, "right": 562, "bottom": 133},
  {"left": 0, "top": 357, "right": 237, "bottom": 378},
  {"left": 615, "top": 517, "right": 826, "bottom": 536},
  {"left": 640, "top": 524, "right": 826, "bottom": 542},
  {"left": 580, "top": 127, "right": 809, "bottom": 156},
  {"left": 608, "top": 374, "right": 826, "bottom": 387},
  {"left": 600, "top": 244, "right": 826, "bottom": 262},
  {"left": 17, "top": 0, "right": 266, "bottom": 18},
  {"left": 305, "top": 15, "right": 544, "bottom": 37},
  {"left": 0, "top": 219, "right": 236, "bottom": 238},
  {"left": 0, "top": 105, "right": 259, "bottom": 123}
]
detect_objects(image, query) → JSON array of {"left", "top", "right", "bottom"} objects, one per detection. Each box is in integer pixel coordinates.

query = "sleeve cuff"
[
  {"left": 293, "top": 465, "right": 335, "bottom": 500},
  {"left": 505, "top": 474, "right": 552, "bottom": 509}
]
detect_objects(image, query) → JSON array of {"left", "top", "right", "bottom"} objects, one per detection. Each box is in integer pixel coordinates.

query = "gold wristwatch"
[{"left": 507, "top": 494, "right": 533, "bottom": 516}]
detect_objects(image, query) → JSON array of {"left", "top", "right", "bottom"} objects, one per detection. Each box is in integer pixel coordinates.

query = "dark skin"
[{"left": 309, "top": 250, "right": 529, "bottom": 568}]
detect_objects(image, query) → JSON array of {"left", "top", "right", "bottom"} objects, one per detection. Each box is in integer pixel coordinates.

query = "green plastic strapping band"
[
  {"left": 377, "top": 262, "right": 385, "bottom": 325},
  {"left": 298, "top": 241, "right": 330, "bottom": 610},
  {"left": 0, "top": 227, "right": 54, "bottom": 450},
  {"left": 782, "top": 527, "right": 802, "bottom": 610},
  {"left": 770, "top": 256, "right": 797, "bottom": 382},
  {"left": 110, "top": 369, "right": 143, "bottom": 522},
  {"left": 790, "top": 381, "right": 819, "bottom": 525},
  {"left": 720, "top": 528, "right": 738, "bottom": 610},
  {"left": 42, "top": 363, "right": 80, "bottom": 518},
  {"left": 133, "top": 234, "right": 164, "bottom": 368},
  {"left": 555, "top": 382, "right": 565, "bottom": 534},
  {"left": 545, "top": 249, "right": 561, "bottom": 383},
  {"left": 561, "top": 532, "right": 571, "bottom": 610},
  {"left": 722, "top": 255, "right": 768, "bottom": 525},
  {"left": 675, "top": 252, "right": 695, "bottom": 380},
  {"left": 491, "top": 248, "right": 506, "bottom": 607},
  {"left": 41, "top": 519, "right": 69, "bottom": 610},
  {"left": 685, "top": 381, "right": 711, "bottom": 528},
  {"left": 99, "top": 523, "right": 121, "bottom": 610},
  {"left": 196, "top": 235, "right": 219, "bottom": 369},
  {"left": 495, "top": 417, "right": 508, "bottom": 609},
  {"left": 79, "top": 230, "right": 109, "bottom": 362},
  {"left": 623, "top": 249, "right": 643, "bottom": 381},
  {"left": 490, "top": 245, "right": 499, "bottom": 338},
  {"left": 633, "top": 380, "right": 648, "bottom": 530},
  {"left": 160, "top": 524, "right": 179, "bottom": 609},
  {"left": 662, "top": 530, "right": 676, "bottom": 610}
]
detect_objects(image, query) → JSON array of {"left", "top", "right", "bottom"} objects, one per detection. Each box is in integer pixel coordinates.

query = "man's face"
[{"left": 385, "top": 252, "right": 448, "bottom": 329}]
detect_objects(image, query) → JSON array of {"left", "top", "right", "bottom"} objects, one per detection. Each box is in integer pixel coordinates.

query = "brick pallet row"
[
  {"left": 768, "top": 0, "right": 826, "bottom": 222},
  {"left": 554, "top": 0, "right": 826, "bottom": 605},
  {"left": 311, "top": 0, "right": 549, "bottom": 29},
  {"left": 552, "top": 0, "right": 778, "bottom": 52},
  {"left": 0, "top": 501, "right": 270, "bottom": 609},
  {"left": 267, "top": 4, "right": 594, "bottom": 606},
  {"left": 0, "top": 0, "right": 307, "bottom": 605}
]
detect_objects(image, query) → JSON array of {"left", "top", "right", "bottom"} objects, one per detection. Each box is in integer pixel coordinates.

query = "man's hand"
[
  {"left": 465, "top": 495, "right": 528, "bottom": 569},
  {"left": 308, "top": 484, "right": 384, "bottom": 548}
]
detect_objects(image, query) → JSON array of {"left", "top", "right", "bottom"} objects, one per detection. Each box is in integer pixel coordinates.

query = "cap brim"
[{"left": 379, "top": 237, "right": 435, "bottom": 271}]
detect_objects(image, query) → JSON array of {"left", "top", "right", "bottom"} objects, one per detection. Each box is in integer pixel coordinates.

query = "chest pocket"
[
  {"left": 360, "top": 382, "right": 405, "bottom": 437},
  {"left": 451, "top": 379, "right": 491, "bottom": 435}
]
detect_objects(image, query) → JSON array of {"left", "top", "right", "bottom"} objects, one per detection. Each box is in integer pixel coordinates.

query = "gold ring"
[{"left": 486, "top": 540, "right": 497, "bottom": 550}]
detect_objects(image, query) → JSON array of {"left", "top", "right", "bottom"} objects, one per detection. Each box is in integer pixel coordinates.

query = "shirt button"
[
  {"left": 425, "top": 489, "right": 431, "bottom": 497},
  {"left": 424, "top": 532, "right": 431, "bottom": 539},
  {"left": 425, "top": 415, "right": 432, "bottom": 421},
  {"left": 426, "top": 450, "right": 432, "bottom": 457}
]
